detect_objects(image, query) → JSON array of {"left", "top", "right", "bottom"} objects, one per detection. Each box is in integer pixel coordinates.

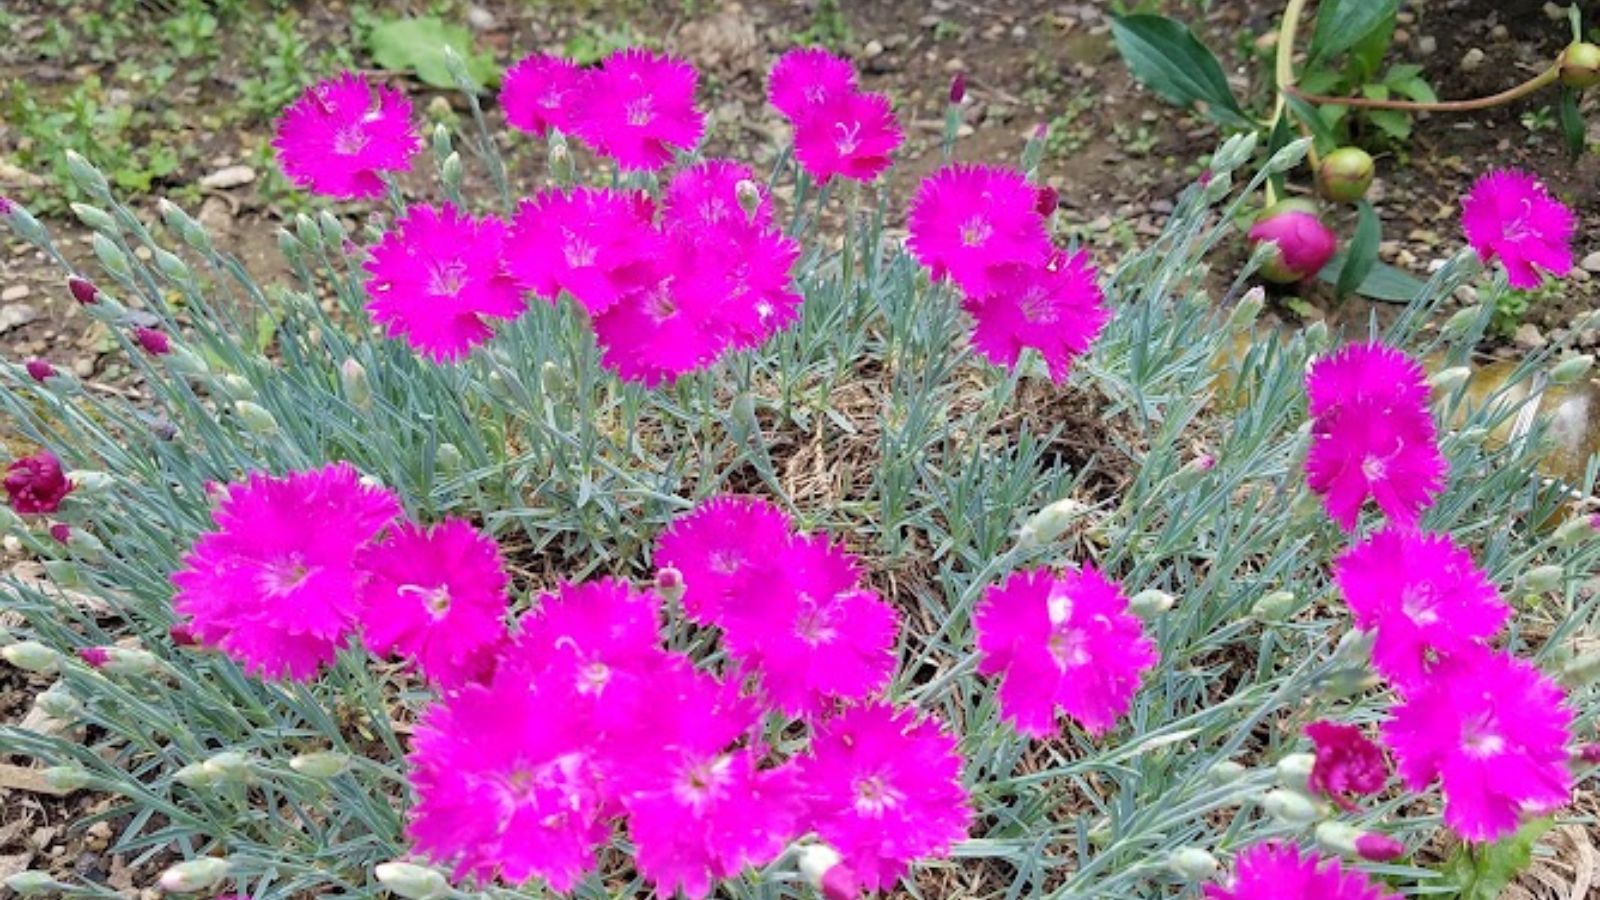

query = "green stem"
[{"left": 1286, "top": 64, "right": 1560, "bottom": 112}]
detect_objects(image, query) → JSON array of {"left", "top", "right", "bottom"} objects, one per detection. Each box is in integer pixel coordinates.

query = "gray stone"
[
  {"left": 199, "top": 165, "right": 257, "bottom": 190},
  {"left": 0, "top": 303, "right": 38, "bottom": 333},
  {"left": 1513, "top": 323, "right": 1546, "bottom": 350}
]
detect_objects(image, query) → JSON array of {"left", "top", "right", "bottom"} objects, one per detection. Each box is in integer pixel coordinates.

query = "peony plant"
[{"left": 0, "top": 37, "right": 1595, "bottom": 900}]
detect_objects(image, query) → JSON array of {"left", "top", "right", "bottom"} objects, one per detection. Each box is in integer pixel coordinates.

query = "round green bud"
[
  {"left": 1317, "top": 147, "right": 1375, "bottom": 202},
  {"left": 1559, "top": 42, "right": 1600, "bottom": 89}
]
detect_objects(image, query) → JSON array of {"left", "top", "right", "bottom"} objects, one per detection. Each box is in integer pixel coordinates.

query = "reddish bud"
[
  {"left": 78, "top": 646, "right": 110, "bottom": 669},
  {"left": 1034, "top": 186, "right": 1059, "bottom": 218},
  {"left": 25, "top": 359, "right": 55, "bottom": 383},
  {"left": 1195, "top": 454, "right": 1216, "bottom": 472},
  {"left": 67, "top": 276, "right": 98, "bottom": 305},
  {"left": 1031, "top": 121, "right": 1049, "bottom": 141},
  {"left": 169, "top": 622, "right": 201, "bottom": 647},
  {"left": 133, "top": 327, "right": 171, "bottom": 356},
  {"left": 49, "top": 523, "right": 71, "bottom": 544},
  {"left": 821, "top": 865, "right": 861, "bottom": 900},
  {"left": 654, "top": 566, "right": 686, "bottom": 604},
  {"left": 1354, "top": 833, "right": 1405, "bottom": 862},
  {"left": 949, "top": 72, "right": 967, "bottom": 104},
  {"left": 0, "top": 196, "right": 13, "bottom": 215},
  {"left": 1579, "top": 743, "right": 1600, "bottom": 764}
]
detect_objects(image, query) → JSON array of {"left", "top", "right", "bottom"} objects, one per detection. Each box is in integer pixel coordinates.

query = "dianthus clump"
[
  {"left": 171, "top": 463, "right": 400, "bottom": 679},
  {"left": 273, "top": 72, "right": 419, "bottom": 199}
]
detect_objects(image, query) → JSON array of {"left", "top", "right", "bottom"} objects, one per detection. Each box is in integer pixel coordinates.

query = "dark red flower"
[
  {"left": 5, "top": 451, "right": 73, "bottom": 514},
  {"left": 1306, "top": 720, "right": 1390, "bottom": 810},
  {"left": 25, "top": 359, "right": 55, "bottom": 383}
]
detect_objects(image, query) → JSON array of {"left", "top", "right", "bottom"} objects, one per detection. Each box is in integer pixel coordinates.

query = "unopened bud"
[
  {"left": 1442, "top": 304, "right": 1485, "bottom": 339},
  {"left": 797, "top": 844, "right": 860, "bottom": 900},
  {"left": 158, "top": 857, "right": 231, "bottom": 893},
  {"left": 1208, "top": 760, "right": 1247, "bottom": 785},
  {"left": 1252, "top": 590, "right": 1298, "bottom": 623},
  {"left": 93, "top": 233, "right": 131, "bottom": 279},
  {"left": 235, "top": 401, "right": 279, "bottom": 434},
  {"left": 1559, "top": 42, "right": 1600, "bottom": 89},
  {"left": 341, "top": 358, "right": 373, "bottom": 410},
  {"left": 1521, "top": 564, "right": 1564, "bottom": 594},
  {"left": 1554, "top": 514, "right": 1597, "bottom": 547},
  {"left": 1303, "top": 320, "right": 1331, "bottom": 354},
  {"left": 167, "top": 345, "right": 210, "bottom": 376},
  {"left": 431, "top": 122, "right": 453, "bottom": 158},
  {"left": 216, "top": 373, "right": 255, "bottom": 401},
  {"left": 1332, "top": 628, "right": 1375, "bottom": 664},
  {"left": 1316, "top": 147, "right": 1375, "bottom": 203},
  {"left": 277, "top": 228, "right": 302, "bottom": 263},
  {"left": 1550, "top": 354, "right": 1594, "bottom": 385},
  {"left": 4, "top": 872, "right": 61, "bottom": 895},
  {"left": 290, "top": 751, "right": 351, "bottom": 778},
  {"left": 1201, "top": 168, "right": 1232, "bottom": 203},
  {"left": 68, "top": 470, "right": 113, "bottom": 495},
  {"left": 1276, "top": 752, "right": 1317, "bottom": 796},
  {"left": 1315, "top": 820, "right": 1362, "bottom": 857},
  {"left": 1168, "top": 847, "right": 1220, "bottom": 881},
  {"left": 134, "top": 326, "right": 171, "bottom": 356},
  {"left": 1262, "top": 787, "right": 1321, "bottom": 825},
  {"left": 440, "top": 152, "right": 463, "bottom": 193},
  {"left": 1017, "top": 497, "right": 1091, "bottom": 548},
  {"left": 1210, "top": 131, "right": 1258, "bottom": 173},
  {"left": 654, "top": 566, "right": 686, "bottom": 604},
  {"left": 294, "top": 213, "right": 319, "bottom": 250},
  {"left": 1171, "top": 454, "right": 1216, "bottom": 490},
  {"left": 2, "top": 641, "right": 60, "bottom": 673},
  {"left": 1228, "top": 287, "right": 1266, "bottom": 331},
  {"left": 1128, "top": 589, "right": 1174, "bottom": 619},
  {"left": 158, "top": 198, "right": 211, "bottom": 249},
  {"left": 41, "top": 765, "right": 93, "bottom": 793},
  {"left": 318, "top": 211, "right": 345, "bottom": 245},
  {"left": 174, "top": 762, "right": 217, "bottom": 789},
  {"left": 35, "top": 682, "right": 82, "bottom": 720},
  {"left": 1034, "top": 185, "right": 1059, "bottom": 218},
  {"left": 1354, "top": 833, "right": 1405, "bottom": 862},
  {"left": 64, "top": 150, "right": 110, "bottom": 198},
  {"left": 374, "top": 861, "right": 449, "bottom": 900},
  {"left": 549, "top": 138, "right": 574, "bottom": 181},
  {"left": 734, "top": 179, "right": 762, "bottom": 222},
  {"left": 169, "top": 622, "right": 201, "bottom": 648},
  {"left": 100, "top": 646, "right": 163, "bottom": 677},
  {"left": 71, "top": 202, "right": 118, "bottom": 234},
  {"left": 1429, "top": 366, "right": 1472, "bottom": 394},
  {"left": 153, "top": 247, "right": 191, "bottom": 282},
  {"left": 1266, "top": 137, "right": 1313, "bottom": 173},
  {"left": 67, "top": 276, "right": 100, "bottom": 305},
  {"left": 948, "top": 71, "right": 967, "bottom": 104},
  {"left": 435, "top": 442, "right": 463, "bottom": 471},
  {"left": 540, "top": 359, "right": 568, "bottom": 396},
  {"left": 201, "top": 751, "right": 252, "bottom": 783}
]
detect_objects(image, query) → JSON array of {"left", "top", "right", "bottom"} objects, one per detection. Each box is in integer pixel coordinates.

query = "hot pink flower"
[
  {"left": 25, "top": 359, "right": 55, "bottom": 383},
  {"left": 721, "top": 534, "right": 899, "bottom": 717},
  {"left": 654, "top": 495, "right": 795, "bottom": 624},
  {"left": 974, "top": 566, "right": 1157, "bottom": 736},
  {"left": 501, "top": 53, "right": 588, "bottom": 136},
  {"left": 1306, "top": 342, "right": 1431, "bottom": 420},
  {"left": 768, "top": 47, "right": 858, "bottom": 124},
  {"left": 1247, "top": 205, "right": 1338, "bottom": 283},
  {"left": 793, "top": 90, "right": 902, "bottom": 183},
  {"left": 408, "top": 667, "right": 609, "bottom": 889},
  {"left": 962, "top": 251, "right": 1109, "bottom": 383},
  {"left": 1305, "top": 720, "right": 1390, "bottom": 810},
  {"left": 573, "top": 49, "right": 704, "bottom": 171},
  {"left": 356, "top": 518, "right": 509, "bottom": 689},
  {"left": 1461, "top": 170, "right": 1575, "bottom": 290},
  {"left": 273, "top": 72, "right": 420, "bottom": 199},
  {"left": 614, "top": 664, "right": 801, "bottom": 899},
  {"left": 364, "top": 204, "right": 525, "bottom": 362},
  {"left": 1305, "top": 400, "right": 1446, "bottom": 531},
  {"left": 171, "top": 463, "right": 401, "bottom": 680},
  {"left": 1383, "top": 648, "right": 1573, "bottom": 842},
  {"left": 589, "top": 274, "right": 727, "bottom": 386},
  {"left": 1333, "top": 529, "right": 1507, "bottom": 690},
  {"left": 5, "top": 451, "right": 72, "bottom": 515},
  {"left": 663, "top": 160, "right": 773, "bottom": 235},
  {"left": 669, "top": 224, "right": 803, "bottom": 351},
  {"left": 795, "top": 703, "right": 970, "bottom": 892},
  {"left": 505, "top": 187, "right": 661, "bottom": 315},
  {"left": 908, "top": 164, "right": 1053, "bottom": 296},
  {"left": 1205, "top": 843, "right": 1399, "bottom": 900}
]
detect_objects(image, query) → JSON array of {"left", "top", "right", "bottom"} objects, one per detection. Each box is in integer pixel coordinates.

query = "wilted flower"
[
  {"left": 1461, "top": 169, "right": 1574, "bottom": 290},
  {"left": 974, "top": 565, "right": 1157, "bottom": 736},
  {"left": 357, "top": 518, "right": 510, "bottom": 689},
  {"left": 793, "top": 88, "right": 902, "bottom": 183},
  {"left": 1206, "top": 843, "right": 1399, "bottom": 900},
  {"left": 962, "top": 250, "right": 1109, "bottom": 383},
  {"left": 5, "top": 451, "right": 73, "bottom": 515},
  {"left": 768, "top": 47, "right": 859, "bottom": 123},
  {"left": 171, "top": 463, "right": 400, "bottom": 679},
  {"left": 573, "top": 48, "right": 704, "bottom": 171},
  {"left": 1383, "top": 647, "right": 1573, "bottom": 842},
  {"left": 795, "top": 702, "right": 970, "bottom": 892},
  {"left": 908, "top": 163, "right": 1052, "bottom": 296},
  {"left": 1304, "top": 720, "right": 1389, "bottom": 810},
  {"left": 273, "top": 72, "right": 420, "bottom": 199},
  {"left": 1333, "top": 528, "right": 1507, "bottom": 690},
  {"left": 501, "top": 53, "right": 587, "bottom": 136},
  {"left": 1248, "top": 200, "right": 1338, "bottom": 283},
  {"left": 363, "top": 204, "right": 524, "bottom": 362}
]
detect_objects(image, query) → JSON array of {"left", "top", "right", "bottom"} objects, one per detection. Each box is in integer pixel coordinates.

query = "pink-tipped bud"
[
  {"left": 1354, "top": 833, "right": 1405, "bottom": 862},
  {"left": 949, "top": 72, "right": 967, "bottom": 104},
  {"left": 654, "top": 566, "right": 686, "bottom": 605},
  {"left": 67, "top": 276, "right": 98, "bottom": 305},
  {"left": 78, "top": 646, "right": 110, "bottom": 669},
  {"left": 798, "top": 845, "right": 860, "bottom": 900},
  {"left": 0, "top": 197, "right": 14, "bottom": 216},
  {"left": 49, "top": 523, "right": 71, "bottom": 544},
  {"left": 1195, "top": 454, "right": 1216, "bottom": 472},
  {"left": 1031, "top": 121, "right": 1049, "bottom": 141},
  {"left": 1579, "top": 743, "right": 1600, "bottom": 764},
  {"left": 169, "top": 622, "right": 201, "bottom": 647},
  {"left": 25, "top": 359, "right": 55, "bottom": 383},
  {"left": 1197, "top": 169, "right": 1214, "bottom": 187},
  {"left": 1248, "top": 199, "right": 1338, "bottom": 283},
  {"left": 1035, "top": 186, "right": 1059, "bottom": 218},
  {"left": 133, "top": 327, "right": 170, "bottom": 356}
]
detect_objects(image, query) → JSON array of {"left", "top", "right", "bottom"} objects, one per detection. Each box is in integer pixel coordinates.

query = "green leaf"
[
  {"left": 1367, "top": 108, "right": 1412, "bottom": 140},
  {"left": 1559, "top": 86, "right": 1585, "bottom": 156},
  {"left": 1308, "top": 0, "right": 1399, "bottom": 64},
  {"left": 1385, "top": 67, "right": 1438, "bottom": 103},
  {"left": 1316, "top": 254, "right": 1424, "bottom": 303},
  {"left": 1336, "top": 200, "right": 1379, "bottom": 297},
  {"left": 1443, "top": 818, "right": 1555, "bottom": 900},
  {"left": 1110, "top": 15, "right": 1252, "bottom": 128},
  {"left": 1346, "top": 12, "right": 1397, "bottom": 83},
  {"left": 367, "top": 17, "right": 500, "bottom": 90},
  {"left": 1286, "top": 95, "right": 1338, "bottom": 154}
]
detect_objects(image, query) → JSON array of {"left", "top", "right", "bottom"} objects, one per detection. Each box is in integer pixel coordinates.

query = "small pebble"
[
  {"left": 1, "top": 284, "right": 30, "bottom": 301},
  {"left": 1461, "top": 48, "right": 1485, "bottom": 71}
]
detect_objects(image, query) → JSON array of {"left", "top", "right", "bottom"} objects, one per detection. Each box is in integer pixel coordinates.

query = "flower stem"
[{"left": 1285, "top": 64, "right": 1560, "bottom": 112}]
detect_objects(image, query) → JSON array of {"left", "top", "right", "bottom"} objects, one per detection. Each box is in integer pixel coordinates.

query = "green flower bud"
[
  {"left": 1317, "top": 147, "right": 1375, "bottom": 203},
  {"left": 1168, "top": 846, "right": 1220, "bottom": 881},
  {"left": 290, "top": 751, "right": 351, "bottom": 778},
  {"left": 431, "top": 122, "right": 453, "bottom": 159},
  {"left": 235, "top": 401, "right": 279, "bottom": 434},
  {"left": 341, "top": 358, "right": 373, "bottom": 410},
  {"left": 1315, "top": 821, "right": 1362, "bottom": 857},
  {"left": 295, "top": 213, "right": 320, "bottom": 250},
  {"left": 1442, "top": 304, "right": 1486, "bottom": 339},
  {"left": 35, "top": 681, "right": 82, "bottom": 720},
  {"left": 1262, "top": 787, "right": 1321, "bottom": 825},
  {"left": 201, "top": 750, "right": 252, "bottom": 783},
  {"left": 540, "top": 360, "right": 569, "bottom": 396},
  {"left": 1228, "top": 287, "right": 1266, "bottom": 331},
  {"left": 1428, "top": 366, "right": 1472, "bottom": 394},
  {"left": 435, "top": 442, "right": 463, "bottom": 471},
  {"left": 1560, "top": 649, "right": 1600, "bottom": 688},
  {"left": 153, "top": 247, "right": 191, "bottom": 282},
  {"left": 1252, "top": 590, "right": 1298, "bottom": 623},
  {"left": 173, "top": 762, "right": 217, "bottom": 789},
  {"left": 64, "top": 150, "right": 110, "bottom": 199},
  {"left": 100, "top": 646, "right": 162, "bottom": 676},
  {"left": 158, "top": 857, "right": 231, "bottom": 893},
  {"left": 158, "top": 198, "right": 212, "bottom": 250},
  {"left": 735, "top": 179, "right": 762, "bottom": 221},
  {"left": 1201, "top": 169, "right": 1233, "bottom": 204},
  {"left": 549, "top": 137, "right": 574, "bottom": 182},
  {"left": 1211, "top": 131, "right": 1259, "bottom": 174},
  {"left": 277, "top": 228, "right": 302, "bottom": 264},
  {"left": 1303, "top": 320, "right": 1331, "bottom": 354},
  {"left": 1521, "top": 564, "right": 1564, "bottom": 594},
  {"left": 68, "top": 470, "right": 114, "bottom": 495},
  {"left": 4, "top": 871, "right": 61, "bottom": 895},
  {"left": 1554, "top": 514, "right": 1597, "bottom": 547},
  {"left": 318, "top": 211, "right": 345, "bottom": 245},
  {"left": 70, "top": 202, "right": 118, "bottom": 234},
  {"left": 1266, "top": 137, "right": 1313, "bottom": 173},
  {"left": 1128, "top": 589, "right": 1175, "bottom": 619},
  {"left": 41, "top": 765, "right": 94, "bottom": 793},
  {"left": 1276, "top": 752, "right": 1317, "bottom": 795},
  {"left": 1332, "top": 628, "right": 1376, "bottom": 664},
  {"left": 375, "top": 861, "right": 449, "bottom": 900},
  {"left": 441, "top": 152, "right": 463, "bottom": 194},
  {"left": 167, "top": 345, "right": 211, "bottom": 377},
  {"left": 2, "top": 641, "right": 60, "bottom": 674},
  {"left": 1208, "top": 759, "right": 1247, "bottom": 785},
  {"left": 1559, "top": 42, "right": 1600, "bottom": 89},
  {"left": 216, "top": 373, "right": 255, "bottom": 401},
  {"left": 92, "top": 232, "right": 131, "bottom": 280},
  {"left": 1017, "top": 497, "right": 1091, "bottom": 548},
  {"left": 1549, "top": 354, "right": 1594, "bottom": 385}
]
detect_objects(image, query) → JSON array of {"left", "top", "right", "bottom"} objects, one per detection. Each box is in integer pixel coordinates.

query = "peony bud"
[
  {"left": 25, "top": 358, "right": 55, "bottom": 383},
  {"left": 290, "top": 751, "right": 351, "bottom": 779},
  {"left": 1428, "top": 366, "right": 1472, "bottom": 394},
  {"left": 374, "top": 861, "right": 450, "bottom": 900},
  {"left": 1276, "top": 752, "right": 1317, "bottom": 796},
  {"left": 340, "top": 358, "right": 373, "bottom": 410},
  {"left": 654, "top": 566, "right": 686, "bottom": 605},
  {"left": 1549, "top": 354, "right": 1594, "bottom": 385},
  {"left": 158, "top": 857, "right": 231, "bottom": 893},
  {"left": 4, "top": 872, "right": 61, "bottom": 895},
  {"left": 1251, "top": 590, "right": 1298, "bottom": 623},
  {"left": 1317, "top": 147, "right": 1375, "bottom": 203},
  {"left": 1262, "top": 787, "right": 1322, "bottom": 825},
  {"left": 1559, "top": 42, "right": 1600, "bottom": 89},
  {"left": 2, "top": 640, "right": 60, "bottom": 673},
  {"left": 1248, "top": 199, "right": 1337, "bottom": 283},
  {"left": 1128, "top": 589, "right": 1174, "bottom": 619},
  {"left": 234, "top": 401, "right": 279, "bottom": 434},
  {"left": 41, "top": 765, "right": 93, "bottom": 793},
  {"left": 133, "top": 326, "right": 170, "bottom": 356},
  {"left": 1168, "top": 847, "right": 1220, "bottom": 881}
]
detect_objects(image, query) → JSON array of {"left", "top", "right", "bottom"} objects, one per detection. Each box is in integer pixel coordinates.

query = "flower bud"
[
  {"left": 2, "top": 640, "right": 60, "bottom": 673},
  {"left": 1303, "top": 319, "right": 1331, "bottom": 354},
  {"left": 374, "top": 861, "right": 450, "bottom": 900},
  {"left": 1228, "top": 287, "right": 1266, "bottom": 331},
  {"left": 1210, "top": 131, "right": 1258, "bottom": 174},
  {"left": 35, "top": 681, "right": 82, "bottom": 720},
  {"left": 133, "top": 326, "right": 171, "bottom": 356},
  {"left": 1017, "top": 497, "right": 1091, "bottom": 548},
  {"left": 153, "top": 247, "right": 191, "bottom": 283},
  {"left": 201, "top": 750, "right": 252, "bottom": 783},
  {"left": 1034, "top": 185, "right": 1059, "bottom": 218},
  {"left": 173, "top": 762, "right": 217, "bottom": 789},
  {"left": 100, "top": 646, "right": 164, "bottom": 677},
  {"left": 1208, "top": 760, "right": 1247, "bottom": 785},
  {"left": 93, "top": 232, "right": 131, "bottom": 279},
  {"left": 1550, "top": 354, "right": 1594, "bottom": 385},
  {"left": 67, "top": 470, "right": 113, "bottom": 495},
  {"left": 25, "top": 358, "right": 56, "bottom": 383},
  {"left": 64, "top": 150, "right": 110, "bottom": 198},
  {"left": 1276, "top": 752, "right": 1317, "bottom": 795},
  {"left": 169, "top": 622, "right": 201, "bottom": 648},
  {"left": 1554, "top": 514, "right": 1596, "bottom": 547},
  {"left": 41, "top": 765, "right": 93, "bottom": 793},
  {"left": 1354, "top": 833, "right": 1406, "bottom": 862},
  {"left": 277, "top": 228, "right": 302, "bottom": 264},
  {"left": 4, "top": 871, "right": 61, "bottom": 895},
  {"left": 215, "top": 373, "right": 255, "bottom": 401},
  {"left": 1248, "top": 199, "right": 1337, "bottom": 283},
  {"left": 290, "top": 751, "right": 351, "bottom": 778},
  {"left": 1332, "top": 628, "right": 1375, "bottom": 664},
  {"left": 1170, "top": 454, "right": 1216, "bottom": 490},
  {"left": 948, "top": 71, "right": 967, "bottom": 104},
  {"left": 1128, "top": 589, "right": 1174, "bottom": 619},
  {"left": 1428, "top": 366, "right": 1472, "bottom": 394},
  {"left": 435, "top": 442, "right": 463, "bottom": 471},
  {"left": 67, "top": 276, "right": 99, "bottom": 305},
  {"left": 158, "top": 857, "right": 231, "bottom": 893},
  {"left": 654, "top": 566, "right": 686, "bottom": 604},
  {"left": 235, "top": 401, "right": 279, "bottom": 434},
  {"left": 1521, "top": 564, "right": 1564, "bottom": 594},
  {"left": 294, "top": 213, "right": 320, "bottom": 251},
  {"left": 70, "top": 202, "right": 118, "bottom": 234},
  {"left": 733, "top": 179, "right": 763, "bottom": 223},
  {"left": 167, "top": 345, "right": 210, "bottom": 377},
  {"left": 1262, "top": 787, "right": 1321, "bottom": 825},
  {"left": 159, "top": 198, "right": 212, "bottom": 250},
  {"left": 797, "top": 844, "right": 860, "bottom": 900},
  {"left": 1201, "top": 169, "right": 1233, "bottom": 204},
  {"left": 1442, "top": 304, "right": 1485, "bottom": 339},
  {"left": 431, "top": 122, "right": 453, "bottom": 158},
  {"left": 1251, "top": 590, "right": 1298, "bottom": 623},
  {"left": 549, "top": 137, "right": 574, "bottom": 182},
  {"left": 1315, "top": 820, "right": 1362, "bottom": 857},
  {"left": 1168, "top": 846, "right": 1220, "bottom": 881},
  {"left": 341, "top": 358, "right": 373, "bottom": 410},
  {"left": 1559, "top": 42, "right": 1600, "bottom": 89},
  {"left": 1266, "top": 136, "right": 1313, "bottom": 173},
  {"left": 318, "top": 211, "right": 345, "bottom": 246},
  {"left": 1317, "top": 147, "right": 1375, "bottom": 203}
]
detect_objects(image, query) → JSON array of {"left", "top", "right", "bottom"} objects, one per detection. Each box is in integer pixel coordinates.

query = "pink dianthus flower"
[
  {"left": 907, "top": 164, "right": 1053, "bottom": 296},
  {"left": 1306, "top": 342, "right": 1431, "bottom": 420},
  {"left": 171, "top": 463, "right": 400, "bottom": 680},
  {"left": 663, "top": 159, "right": 773, "bottom": 234},
  {"left": 1462, "top": 169, "right": 1575, "bottom": 290},
  {"left": 273, "top": 72, "right": 420, "bottom": 199},
  {"left": 356, "top": 518, "right": 509, "bottom": 689},
  {"left": 1333, "top": 528, "right": 1507, "bottom": 690},
  {"left": 505, "top": 187, "right": 661, "bottom": 315},
  {"left": 795, "top": 702, "right": 970, "bottom": 892},
  {"left": 5, "top": 451, "right": 72, "bottom": 515},
  {"left": 573, "top": 49, "right": 704, "bottom": 171},
  {"left": 654, "top": 495, "right": 795, "bottom": 624},
  {"left": 1383, "top": 648, "right": 1573, "bottom": 843},
  {"left": 1205, "top": 843, "right": 1400, "bottom": 900},
  {"left": 1305, "top": 400, "right": 1445, "bottom": 532},
  {"left": 793, "top": 90, "right": 902, "bottom": 183},
  {"left": 962, "top": 251, "right": 1109, "bottom": 383},
  {"left": 768, "top": 48, "right": 858, "bottom": 123},
  {"left": 501, "top": 53, "right": 588, "bottom": 136},
  {"left": 1305, "top": 720, "right": 1390, "bottom": 810},
  {"left": 974, "top": 565, "right": 1157, "bottom": 736},
  {"left": 364, "top": 204, "right": 524, "bottom": 362}
]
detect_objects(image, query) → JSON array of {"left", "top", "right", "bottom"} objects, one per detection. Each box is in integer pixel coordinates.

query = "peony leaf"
[
  {"left": 1110, "top": 15, "right": 1253, "bottom": 129},
  {"left": 367, "top": 17, "right": 500, "bottom": 90}
]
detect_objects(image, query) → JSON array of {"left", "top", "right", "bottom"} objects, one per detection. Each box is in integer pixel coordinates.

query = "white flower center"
[
  {"left": 332, "top": 126, "right": 369, "bottom": 156},
  {"left": 852, "top": 773, "right": 904, "bottom": 817}
]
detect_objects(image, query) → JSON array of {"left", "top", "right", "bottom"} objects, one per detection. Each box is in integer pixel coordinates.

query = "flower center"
[
  {"left": 577, "top": 661, "right": 611, "bottom": 696},
  {"left": 561, "top": 231, "right": 597, "bottom": 269},
  {"left": 259, "top": 554, "right": 314, "bottom": 596},
  {"left": 427, "top": 260, "right": 468, "bottom": 298},
  {"left": 673, "top": 755, "right": 732, "bottom": 811},
  {"left": 1047, "top": 627, "right": 1090, "bottom": 670},
  {"left": 851, "top": 773, "right": 904, "bottom": 817},
  {"left": 1360, "top": 454, "right": 1387, "bottom": 482},
  {"left": 794, "top": 595, "right": 838, "bottom": 646},
  {"left": 959, "top": 216, "right": 993, "bottom": 248},
  {"left": 1399, "top": 584, "right": 1438, "bottom": 626},
  {"left": 645, "top": 286, "right": 678, "bottom": 323},
  {"left": 625, "top": 97, "right": 655, "bottom": 127},
  {"left": 1460, "top": 712, "right": 1505, "bottom": 758},
  {"left": 708, "top": 549, "right": 746, "bottom": 575},
  {"left": 332, "top": 125, "right": 369, "bottom": 156},
  {"left": 834, "top": 121, "right": 862, "bottom": 156},
  {"left": 1018, "top": 287, "right": 1057, "bottom": 324}
]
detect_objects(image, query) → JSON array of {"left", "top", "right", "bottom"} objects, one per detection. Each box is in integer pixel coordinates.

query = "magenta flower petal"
[
  {"left": 1305, "top": 720, "right": 1390, "bottom": 809},
  {"left": 1462, "top": 169, "right": 1575, "bottom": 290},
  {"left": 5, "top": 451, "right": 72, "bottom": 515},
  {"left": 505, "top": 187, "right": 662, "bottom": 314},
  {"left": 654, "top": 495, "right": 795, "bottom": 624},
  {"left": 908, "top": 163, "right": 1053, "bottom": 296},
  {"left": 1306, "top": 341, "right": 1431, "bottom": 420},
  {"left": 273, "top": 72, "right": 420, "bottom": 199},
  {"left": 793, "top": 89, "right": 902, "bottom": 183},
  {"left": 501, "top": 53, "right": 588, "bottom": 136},
  {"left": 768, "top": 47, "right": 858, "bottom": 123},
  {"left": 1206, "top": 843, "right": 1400, "bottom": 900},
  {"left": 573, "top": 48, "right": 704, "bottom": 171},
  {"left": 963, "top": 251, "right": 1109, "bottom": 383}
]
